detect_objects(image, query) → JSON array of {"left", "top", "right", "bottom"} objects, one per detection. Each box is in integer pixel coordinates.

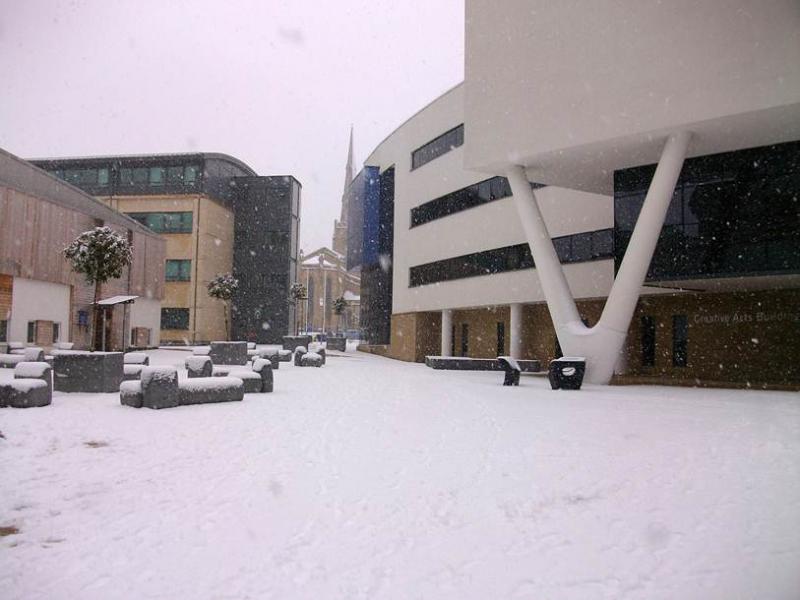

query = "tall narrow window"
[
  {"left": 641, "top": 316, "right": 656, "bottom": 367},
  {"left": 450, "top": 325, "right": 455, "bottom": 356},
  {"left": 52, "top": 322, "right": 60, "bottom": 343},
  {"left": 672, "top": 315, "right": 688, "bottom": 367},
  {"left": 496, "top": 322, "right": 505, "bottom": 356},
  {"left": 27, "top": 321, "right": 36, "bottom": 343},
  {"left": 0, "top": 319, "right": 7, "bottom": 342},
  {"left": 461, "top": 323, "right": 469, "bottom": 356}
]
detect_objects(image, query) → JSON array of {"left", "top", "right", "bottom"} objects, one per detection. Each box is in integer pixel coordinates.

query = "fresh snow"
[
  {"left": 12, "top": 362, "right": 49, "bottom": 378},
  {"left": 2, "top": 378, "right": 47, "bottom": 392},
  {"left": 179, "top": 375, "right": 243, "bottom": 391},
  {"left": 1, "top": 349, "right": 798, "bottom": 600}
]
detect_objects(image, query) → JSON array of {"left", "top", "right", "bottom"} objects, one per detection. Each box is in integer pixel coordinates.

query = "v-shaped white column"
[{"left": 506, "top": 131, "right": 692, "bottom": 384}]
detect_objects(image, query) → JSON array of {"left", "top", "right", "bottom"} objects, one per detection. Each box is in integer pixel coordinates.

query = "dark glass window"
[
  {"left": 127, "top": 211, "right": 193, "bottom": 233},
  {"left": 98, "top": 168, "right": 109, "bottom": 186},
  {"left": 161, "top": 308, "right": 190, "bottom": 330},
  {"left": 641, "top": 316, "right": 656, "bottom": 367},
  {"left": 133, "top": 168, "right": 149, "bottom": 184},
  {"left": 165, "top": 259, "right": 191, "bottom": 281},
  {"left": 409, "top": 229, "right": 613, "bottom": 288},
  {"left": 450, "top": 325, "right": 455, "bottom": 356},
  {"left": 672, "top": 315, "right": 688, "bottom": 367},
  {"left": 27, "top": 321, "right": 35, "bottom": 343},
  {"left": 0, "top": 319, "right": 7, "bottom": 342},
  {"left": 460, "top": 323, "right": 469, "bottom": 356},
  {"left": 149, "top": 167, "right": 165, "bottom": 186},
  {"left": 119, "top": 168, "right": 133, "bottom": 185},
  {"left": 410, "top": 176, "right": 529, "bottom": 227},
  {"left": 411, "top": 124, "right": 464, "bottom": 170},
  {"left": 184, "top": 165, "right": 199, "bottom": 184},
  {"left": 52, "top": 322, "right": 60, "bottom": 343},
  {"left": 166, "top": 166, "right": 184, "bottom": 184},
  {"left": 496, "top": 322, "right": 505, "bottom": 356},
  {"left": 615, "top": 140, "right": 800, "bottom": 281}
]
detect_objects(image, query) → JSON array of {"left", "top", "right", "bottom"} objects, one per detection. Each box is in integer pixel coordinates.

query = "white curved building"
[{"left": 352, "top": 0, "right": 800, "bottom": 389}]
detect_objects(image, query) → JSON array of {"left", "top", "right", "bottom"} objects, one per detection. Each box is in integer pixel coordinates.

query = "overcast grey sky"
[{"left": 0, "top": 0, "right": 463, "bottom": 252}]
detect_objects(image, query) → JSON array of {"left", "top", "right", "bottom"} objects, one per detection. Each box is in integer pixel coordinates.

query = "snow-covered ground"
[{"left": 1, "top": 348, "right": 799, "bottom": 600}]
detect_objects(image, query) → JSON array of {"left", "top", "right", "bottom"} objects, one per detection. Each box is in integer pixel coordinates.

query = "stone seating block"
[
  {"left": 54, "top": 352, "right": 124, "bottom": 393},
  {"left": 140, "top": 366, "right": 180, "bottom": 409},
  {"left": 123, "top": 364, "right": 144, "bottom": 381},
  {"left": 283, "top": 335, "right": 312, "bottom": 352},
  {"left": 294, "top": 346, "right": 307, "bottom": 366},
  {"left": 0, "top": 354, "right": 25, "bottom": 368},
  {"left": 209, "top": 341, "right": 248, "bottom": 366},
  {"left": 178, "top": 377, "right": 244, "bottom": 405},
  {"left": 186, "top": 356, "right": 213, "bottom": 378},
  {"left": 252, "top": 358, "right": 273, "bottom": 393},
  {"left": 0, "top": 379, "right": 51, "bottom": 408},
  {"left": 300, "top": 352, "right": 323, "bottom": 368},
  {"left": 14, "top": 362, "right": 53, "bottom": 395},
  {"left": 213, "top": 367, "right": 262, "bottom": 394},
  {"left": 277, "top": 349, "right": 292, "bottom": 362},
  {"left": 120, "top": 380, "right": 143, "bottom": 408},
  {"left": 326, "top": 337, "right": 346, "bottom": 352},
  {"left": 124, "top": 352, "right": 150, "bottom": 365}
]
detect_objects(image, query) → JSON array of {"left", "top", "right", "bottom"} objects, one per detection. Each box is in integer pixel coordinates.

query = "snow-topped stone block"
[
  {"left": 317, "top": 348, "right": 326, "bottom": 365},
  {"left": 23, "top": 347, "right": 45, "bottom": 362},
  {"left": 213, "top": 367, "right": 262, "bottom": 394},
  {"left": 283, "top": 335, "right": 311, "bottom": 352},
  {"left": 140, "top": 366, "right": 180, "bottom": 410},
  {"left": 14, "top": 361, "right": 52, "bottom": 395},
  {"left": 0, "top": 353, "right": 25, "bottom": 368},
  {"left": 120, "top": 380, "right": 143, "bottom": 408},
  {"left": 186, "top": 355, "right": 213, "bottom": 378},
  {"left": 300, "top": 352, "right": 323, "bottom": 368},
  {"left": 54, "top": 352, "right": 124, "bottom": 393},
  {"left": 294, "top": 346, "right": 307, "bottom": 366},
  {"left": 123, "top": 364, "right": 145, "bottom": 381},
  {"left": 252, "top": 358, "right": 273, "bottom": 393},
  {"left": 123, "top": 352, "right": 150, "bottom": 365},
  {"left": 178, "top": 377, "right": 244, "bottom": 405},
  {"left": 0, "top": 379, "right": 51, "bottom": 408},
  {"left": 209, "top": 341, "right": 248, "bottom": 366},
  {"left": 247, "top": 342, "right": 256, "bottom": 350},
  {"left": 326, "top": 337, "right": 346, "bottom": 352}
]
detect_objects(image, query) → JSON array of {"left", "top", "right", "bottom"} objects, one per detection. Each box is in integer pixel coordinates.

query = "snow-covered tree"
[
  {"left": 207, "top": 273, "right": 239, "bottom": 340},
  {"left": 332, "top": 296, "right": 347, "bottom": 333},
  {"left": 288, "top": 282, "right": 307, "bottom": 335},
  {"left": 63, "top": 226, "right": 133, "bottom": 350}
]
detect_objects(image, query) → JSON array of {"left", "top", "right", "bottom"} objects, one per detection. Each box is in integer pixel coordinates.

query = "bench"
[
  {"left": 0, "top": 362, "right": 52, "bottom": 408},
  {"left": 120, "top": 366, "right": 245, "bottom": 409}
]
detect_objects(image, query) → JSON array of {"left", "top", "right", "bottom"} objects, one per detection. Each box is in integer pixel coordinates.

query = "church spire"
[{"left": 342, "top": 124, "right": 354, "bottom": 198}]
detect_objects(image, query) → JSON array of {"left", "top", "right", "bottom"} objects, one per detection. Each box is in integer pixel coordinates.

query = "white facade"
[
  {"left": 365, "top": 84, "right": 616, "bottom": 316},
  {"left": 129, "top": 297, "right": 161, "bottom": 347},
  {"left": 464, "top": 0, "right": 800, "bottom": 192},
  {"left": 9, "top": 278, "right": 71, "bottom": 344}
]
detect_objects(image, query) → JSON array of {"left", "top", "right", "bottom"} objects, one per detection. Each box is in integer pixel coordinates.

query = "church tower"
[{"left": 332, "top": 126, "right": 354, "bottom": 259}]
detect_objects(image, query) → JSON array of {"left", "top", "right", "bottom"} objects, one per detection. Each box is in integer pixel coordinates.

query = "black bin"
[{"left": 548, "top": 357, "right": 586, "bottom": 390}]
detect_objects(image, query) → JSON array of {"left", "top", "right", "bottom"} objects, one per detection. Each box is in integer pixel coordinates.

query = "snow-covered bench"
[
  {"left": 210, "top": 359, "right": 274, "bottom": 393},
  {"left": 185, "top": 355, "right": 213, "bottom": 378},
  {"left": 120, "top": 366, "right": 244, "bottom": 409},
  {"left": 208, "top": 341, "right": 248, "bottom": 366},
  {"left": 0, "top": 347, "right": 46, "bottom": 367},
  {"left": 122, "top": 352, "right": 150, "bottom": 381},
  {"left": 497, "top": 356, "right": 521, "bottom": 386},
  {"left": 0, "top": 361, "right": 52, "bottom": 408},
  {"left": 300, "top": 352, "right": 323, "bottom": 368}
]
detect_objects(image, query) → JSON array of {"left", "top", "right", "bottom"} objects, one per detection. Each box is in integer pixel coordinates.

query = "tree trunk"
[{"left": 91, "top": 280, "right": 101, "bottom": 351}]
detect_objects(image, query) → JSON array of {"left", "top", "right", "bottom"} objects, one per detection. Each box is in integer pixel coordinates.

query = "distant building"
[
  {"left": 0, "top": 147, "right": 165, "bottom": 350},
  {"left": 298, "top": 130, "right": 363, "bottom": 335},
  {"left": 30, "top": 153, "right": 301, "bottom": 344},
  {"left": 297, "top": 248, "right": 360, "bottom": 334}
]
